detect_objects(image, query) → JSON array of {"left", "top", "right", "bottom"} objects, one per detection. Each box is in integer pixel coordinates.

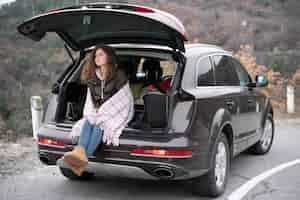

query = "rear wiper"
[{"left": 64, "top": 44, "right": 75, "bottom": 64}]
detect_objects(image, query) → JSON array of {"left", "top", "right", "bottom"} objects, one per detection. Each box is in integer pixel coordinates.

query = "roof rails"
[
  {"left": 185, "top": 43, "right": 224, "bottom": 50},
  {"left": 53, "top": 3, "right": 156, "bottom": 13}
]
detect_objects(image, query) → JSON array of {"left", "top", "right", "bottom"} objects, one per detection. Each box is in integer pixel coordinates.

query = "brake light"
[
  {"left": 134, "top": 6, "right": 155, "bottom": 13},
  {"left": 131, "top": 148, "right": 192, "bottom": 158},
  {"left": 38, "top": 137, "right": 65, "bottom": 147}
]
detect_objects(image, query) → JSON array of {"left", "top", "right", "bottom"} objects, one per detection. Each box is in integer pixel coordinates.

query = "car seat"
[
  {"left": 142, "top": 59, "right": 163, "bottom": 85},
  {"left": 142, "top": 92, "right": 167, "bottom": 128}
]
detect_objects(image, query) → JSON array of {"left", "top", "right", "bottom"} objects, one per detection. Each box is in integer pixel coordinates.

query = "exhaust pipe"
[
  {"left": 39, "top": 155, "right": 50, "bottom": 165},
  {"left": 153, "top": 166, "right": 175, "bottom": 179}
]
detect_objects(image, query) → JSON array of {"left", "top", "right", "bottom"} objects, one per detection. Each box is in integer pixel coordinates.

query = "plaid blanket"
[{"left": 71, "top": 82, "right": 134, "bottom": 146}]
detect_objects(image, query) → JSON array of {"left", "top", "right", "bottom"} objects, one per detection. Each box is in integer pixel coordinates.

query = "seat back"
[
  {"left": 65, "top": 82, "right": 87, "bottom": 121},
  {"left": 142, "top": 93, "right": 167, "bottom": 128}
]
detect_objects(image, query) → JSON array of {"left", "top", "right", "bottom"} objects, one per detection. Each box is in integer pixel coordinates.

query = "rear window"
[
  {"left": 116, "top": 52, "right": 177, "bottom": 103},
  {"left": 136, "top": 59, "right": 176, "bottom": 77},
  {"left": 116, "top": 50, "right": 177, "bottom": 82},
  {"left": 77, "top": 48, "right": 177, "bottom": 87}
]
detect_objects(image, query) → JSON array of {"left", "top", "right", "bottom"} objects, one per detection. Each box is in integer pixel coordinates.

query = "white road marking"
[{"left": 227, "top": 159, "right": 300, "bottom": 200}]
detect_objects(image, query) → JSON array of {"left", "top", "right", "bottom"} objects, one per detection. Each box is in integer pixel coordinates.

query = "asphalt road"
[{"left": 1, "top": 120, "right": 300, "bottom": 200}]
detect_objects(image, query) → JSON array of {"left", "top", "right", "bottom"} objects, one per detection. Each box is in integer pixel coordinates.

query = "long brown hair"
[{"left": 81, "top": 45, "right": 118, "bottom": 81}]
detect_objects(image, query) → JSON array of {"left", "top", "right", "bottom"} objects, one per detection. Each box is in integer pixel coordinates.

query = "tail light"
[
  {"left": 131, "top": 148, "right": 192, "bottom": 158},
  {"left": 38, "top": 137, "right": 65, "bottom": 147},
  {"left": 134, "top": 6, "right": 155, "bottom": 13}
]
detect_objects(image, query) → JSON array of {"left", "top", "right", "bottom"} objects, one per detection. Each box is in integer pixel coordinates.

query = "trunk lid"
[{"left": 17, "top": 3, "right": 187, "bottom": 52}]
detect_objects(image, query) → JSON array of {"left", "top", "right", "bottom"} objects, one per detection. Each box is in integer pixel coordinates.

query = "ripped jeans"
[{"left": 78, "top": 119, "right": 103, "bottom": 157}]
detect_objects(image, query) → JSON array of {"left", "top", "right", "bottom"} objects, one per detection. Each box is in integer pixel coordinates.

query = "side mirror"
[{"left": 255, "top": 75, "right": 268, "bottom": 87}]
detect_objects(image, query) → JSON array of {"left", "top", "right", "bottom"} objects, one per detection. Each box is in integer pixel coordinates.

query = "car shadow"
[{"left": 56, "top": 171, "right": 216, "bottom": 200}]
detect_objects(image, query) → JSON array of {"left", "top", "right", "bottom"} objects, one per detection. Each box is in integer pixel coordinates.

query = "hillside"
[{"left": 0, "top": 0, "right": 299, "bottom": 139}]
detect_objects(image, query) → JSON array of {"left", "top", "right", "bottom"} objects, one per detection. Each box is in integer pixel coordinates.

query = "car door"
[
  {"left": 232, "top": 59, "right": 261, "bottom": 134},
  {"left": 232, "top": 59, "right": 264, "bottom": 144},
  {"left": 211, "top": 55, "right": 242, "bottom": 145}
]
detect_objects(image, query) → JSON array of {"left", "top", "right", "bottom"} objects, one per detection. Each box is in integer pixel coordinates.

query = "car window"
[
  {"left": 231, "top": 59, "right": 252, "bottom": 87},
  {"left": 197, "top": 57, "right": 215, "bottom": 86},
  {"left": 213, "top": 55, "right": 240, "bottom": 86}
]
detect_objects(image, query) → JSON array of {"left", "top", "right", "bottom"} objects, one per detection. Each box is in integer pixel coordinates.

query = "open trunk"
[
  {"left": 18, "top": 3, "right": 188, "bottom": 133},
  {"left": 52, "top": 47, "right": 179, "bottom": 132},
  {"left": 18, "top": 3, "right": 187, "bottom": 52}
]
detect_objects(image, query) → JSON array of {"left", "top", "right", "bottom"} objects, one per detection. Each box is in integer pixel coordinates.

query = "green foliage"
[
  {"left": 0, "top": 95, "right": 9, "bottom": 117},
  {"left": 256, "top": 0, "right": 272, "bottom": 6},
  {"left": 6, "top": 107, "right": 32, "bottom": 136},
  {"left": 270, "top": 61, "right": 284, "bottom": 72},
  {"left": 16, "top": 55, "right": 31, "bottom": 69}
]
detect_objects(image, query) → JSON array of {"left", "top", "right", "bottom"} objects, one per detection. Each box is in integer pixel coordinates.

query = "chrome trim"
[
  {"left": 38, "top": 143, "right": 66, "bottom": 149},
  {"left": 103, "top": 149, "right": 129, "bottom": 153},
  {"left": 185, "top": 43, "right": 224, "bottom": 50},
  {"left": 130, "top": 153, "right": 192, "bottom": 159},
  {"left": 43, "top": 123, "right": 72, "bottom": 131},
  {"left": 104, "top": 157, "right": 180, "bottom": 168},
  {"left": 39, "top": 149, "right": 65, "bottom": 155}
]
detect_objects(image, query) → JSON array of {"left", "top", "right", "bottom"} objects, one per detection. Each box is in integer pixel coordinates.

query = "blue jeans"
[{"left": 78, "top": 119, "right": 103, "bottom": 157}]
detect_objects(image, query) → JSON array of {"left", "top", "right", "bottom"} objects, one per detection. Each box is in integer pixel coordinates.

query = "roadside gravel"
[{"left": 0, "top": 137, "right": 44, "bottom": 179}]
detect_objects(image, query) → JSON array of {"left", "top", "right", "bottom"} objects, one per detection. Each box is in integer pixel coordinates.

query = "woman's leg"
[
  {"left": 61, "top": 119, "right": 92, "bottom": 176},
  {"left": 86, "top": 126, "right": 103, "bottom": 157},
  {"left": 78, "top": 119, "right": 93, "bottom": 149}
]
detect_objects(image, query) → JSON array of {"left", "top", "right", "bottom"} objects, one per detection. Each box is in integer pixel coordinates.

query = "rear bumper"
[
  {"left": 37, "top": 124, "right": 210, "bottom": 180},
  {"left": 38, "top": 145, "right": 208, "bottom": 180},
  {"left": 38, "top": 139, "right": 210, "bottom": 180}
]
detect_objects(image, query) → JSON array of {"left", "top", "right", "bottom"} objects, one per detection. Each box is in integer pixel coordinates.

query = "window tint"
[
  {"left": 197, "top": 57, "right": 215, "bottom": 86},
  {"left": 213, "top": 55, "right": 239, "bottom": 86},
  {"left": 231, "top": 59, "right": 252, "bottom": 86}
]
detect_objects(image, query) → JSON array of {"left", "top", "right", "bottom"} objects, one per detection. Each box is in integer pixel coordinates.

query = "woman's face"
[{"left": 94, "top": 48, "right": 108, "bottom": 67}]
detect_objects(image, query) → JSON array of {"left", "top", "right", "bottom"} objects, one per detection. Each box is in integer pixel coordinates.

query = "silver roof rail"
[{"left": 185, "top": 43, "right": 224, "bottom": 50}]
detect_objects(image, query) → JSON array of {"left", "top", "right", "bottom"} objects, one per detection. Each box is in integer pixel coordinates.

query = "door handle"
[
  {"left": 247, "top": 99, "right": 254, "bottom": 104},
  {"left": 225, "top": 99, "right": 235, "bottom": 108}
]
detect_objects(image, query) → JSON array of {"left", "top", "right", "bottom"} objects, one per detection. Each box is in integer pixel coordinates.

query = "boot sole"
[
  {"left": 63, "top": 154, "right": 88, "bottom": 167},
  {"left": 59, "top": 157, "right": 87, "bottom": 177}
]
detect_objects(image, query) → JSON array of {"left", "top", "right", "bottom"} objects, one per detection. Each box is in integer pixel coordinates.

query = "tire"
[
  {"left": 249, "top": 114, "right": 274, "bottom": 155},
  {"left": 59, "top": 167, "right": 95, "bottom": 180},
  {"left": 190, "top": 132, "right": 230, "bottom": 197}
]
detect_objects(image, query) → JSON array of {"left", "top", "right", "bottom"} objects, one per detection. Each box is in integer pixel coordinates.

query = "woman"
[{"left": 57, "top": 45, "right": 134, "bottom": 176}]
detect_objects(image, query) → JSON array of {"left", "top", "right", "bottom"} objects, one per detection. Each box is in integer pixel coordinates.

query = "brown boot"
[
  {"left": 57, "top": 157, "right": 87, "bottom": 177},
  {"left": 70, "top": 163, "right": 87, "bottom": 176},
  {"left": 63, "top": 146, "right": 88, "bottom": 167}
]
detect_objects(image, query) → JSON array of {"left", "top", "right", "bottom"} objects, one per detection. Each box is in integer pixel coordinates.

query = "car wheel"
[
  {"left": 190, "top": 132, "right": 230, "bottom": 197},
  {"left": 249, "top": 114, "right": 274, "bottom": 155},
  {"left": 59, "top": 167, "right": 95, "bottom": 180}
]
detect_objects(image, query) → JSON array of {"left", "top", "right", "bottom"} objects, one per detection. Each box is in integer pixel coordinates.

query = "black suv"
[{"left": 18, "top": 3, "right": 274, "bottom": 197}]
